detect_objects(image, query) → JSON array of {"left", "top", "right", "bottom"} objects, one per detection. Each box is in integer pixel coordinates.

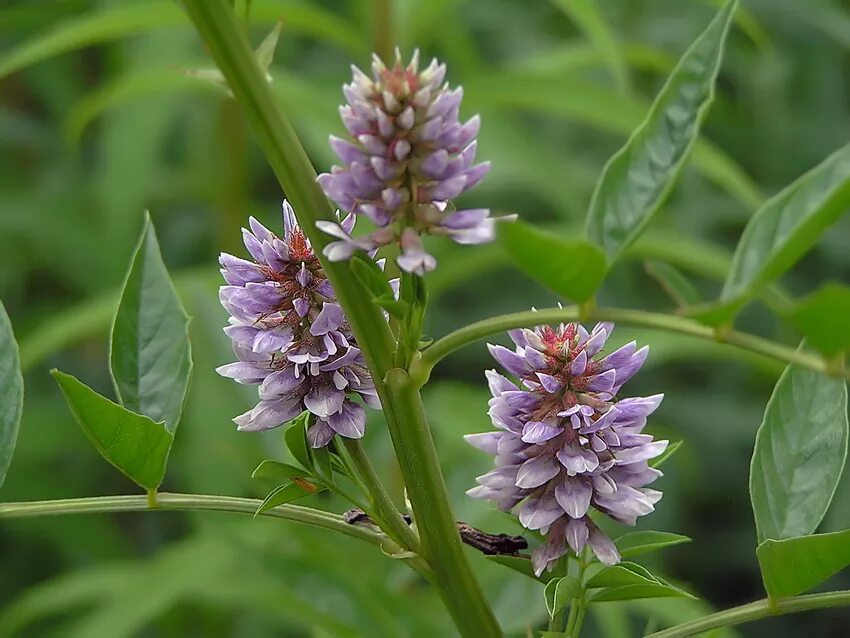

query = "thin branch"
[
  {"left": 412, "top": 306, "right": 845, "bottom": 384},
  {"left": 646, "top": 590, "right": 850, "bottom": 637}
]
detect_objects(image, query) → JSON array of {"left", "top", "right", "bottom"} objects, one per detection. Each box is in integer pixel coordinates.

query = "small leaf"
[
  {"left": 585, "top": 0, "right": 737, "bottom": 260},
  {"left": 374, "top": 294, "right": 410, "bottom": 320},
  {"left": 544, "top": 576, "right": 580, "bottom": 619},
  {"left": 310, "top": 444, "right": 334, "bottom": 483},
  {"left": 786, "top": 283, "right": 850, "bottom": 356},
  {"left": 255, "top": 22, "right": 282, "bottom": 74},
  {"left": 0, "top": 299, "right": 23, "bottom": 490},
  {"left": 750, "top": 348, "right": 849, "bottom": 542},
  {"left": 614, "top": 531, "right": 691, "bottom": 558},
  {"left": 52, "top": 370, "right": 173, "bottom": 490},
  {"left": 252, "top": 460, "right": 309, "bottom": 482},
  {"left": 588, "top": 581, "right": 695, "bottom": 602},
  {"left": 651, "top": 440, "right": 683, "bottom": 468},
  {"left": 722, "top": 143, "right": 850, "bottom": 310},
  {"left": 350, "top": 255, "right": 395, "bottom": 300},
  {"left": 644, "top": 261, "right": 701, "bottom": 308},
  {"left": 497, "top": 221, "right": 607, "bottom": 302},
  {"left": 757, "top": 530, "right": 850, "bottom": 598},
  {"left": 284, "top": 411, "right": 313, "bottom": 470},
  {"left": 110, "top": 213, "right": 191, "bottom": 433},
  {"left": 485, "top": 554, "right": 558, "bottom": 583},
  {"left": 586, "top": 562, "right": 657, "bottom": 588},
  {"left": 254, "top": 483, "right": 312, "bottom": 516}
]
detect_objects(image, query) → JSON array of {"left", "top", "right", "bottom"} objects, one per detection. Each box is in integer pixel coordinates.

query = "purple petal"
[
  {"left": 488, "top": 344, "right": 532, "bottom": 377},
  {"left": 515, "top": 455, "right": 560, "bottom": 488},
  {"left": 325, "top": 401, "right": 366, "bottom": 439},
  {"left": 554, "top": 476, "right": 592, "bottom": 518},
  {"left": 521, "top": 420, "right": 563, "bottom": 444},
  {"left": 304, "top": 385, "right": 345, "bottom": 418}
]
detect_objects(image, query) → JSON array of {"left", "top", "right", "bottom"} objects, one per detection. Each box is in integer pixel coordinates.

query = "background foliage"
[{"left": 1, "top": 0, "right": 849, "bottom": 635}]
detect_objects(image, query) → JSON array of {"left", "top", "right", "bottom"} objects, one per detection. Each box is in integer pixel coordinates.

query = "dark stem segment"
[{"left": 344, "top": 508, "right": 528, "bottom": 556}]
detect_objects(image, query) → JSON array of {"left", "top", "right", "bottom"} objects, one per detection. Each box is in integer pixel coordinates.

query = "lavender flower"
[
  {"left": 316, "top": 49, "right": 513, "bottom": 274},
  {"left": 466, "top": 321, "right": 667, "bottom": 575},
  {"left": 217, "top": 201, "right": 379, "bottom": 447}
]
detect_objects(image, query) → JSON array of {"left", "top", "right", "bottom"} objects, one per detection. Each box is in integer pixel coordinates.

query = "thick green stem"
[
  {"left": 342, "top": 438, "right": 419, "bottom": 550},
  {"left": 645, "top": 590, "right": 850, "bottom": 637},
  {"left": 178, "top": 2, "right": 499, "bottom": 634},
  {"left": 385, "top": 368, "right": 502, "bottom": 637},
  {"left": 412, "top": 306, "right": 845, "bottom": 385}
]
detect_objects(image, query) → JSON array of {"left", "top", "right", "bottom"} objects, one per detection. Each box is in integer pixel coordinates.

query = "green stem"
[
  {"left": 372, "top": 0, "right": 394, "bottom": 61},
  {"left": 0, "top": 493, "right": 379, "bottom": 544},
  {"left": 412, "top": 306, "right": 845, "bottom": 385},
  {"left": 385, "top": 368, "right": 502, "bottom": 637},
  {"left": 179, "top": 2, "right": 499, "bottom": 634},
  {"left": 342, "top": 438, "right": 419, "bottom": 550},
  {"left": 564, "top": 550, "right": 590, "bottom": 638},
  {"left": 645, "top": 590, "right": 850, "bottom": 638}
]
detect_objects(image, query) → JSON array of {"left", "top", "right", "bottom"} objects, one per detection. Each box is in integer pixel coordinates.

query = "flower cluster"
[
  {"left": 217, "top": 201, "right": 379, "bottom": 447},
  {"left": 466, "top": 321, "right": 667, "bottom": 575},
  {"left": 316, "top": 49, "right": 511, "bottom": 275}
]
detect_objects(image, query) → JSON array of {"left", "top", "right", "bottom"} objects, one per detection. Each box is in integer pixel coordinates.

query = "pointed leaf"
[
  {"left": 485, "top": 554, "right": 558, "bottom": 583},
  {"left": 614, "top": 531, "right": 691, "bottom": 558},
  {"left": 586, "top": 562, "right": 657, "bottom": 588},
  {"left": 0, "top": 299, "right": 23, "bottom": 490},
  {"left": 110, "top": 213, "right": 191, "bottom": 433},
  {"left": 254, "top": 483, "right": 313, "bottom": 516},
  {"left": 786, "top": 283, "right": 850, "bottom": 356},
  {"left": 255, "top": 22, "right": 282, "bottom": 72},
  {"left": 722, "top": 144, "right": 850, "bottom": 311},
  {"left": 589, "top": 581, "right": 695, "bottom": 602},
  {"left": 252, "top": 459, "right": 310, "bottom": 482},
  {"left": 350, "top": 254, "right": 395, "bottom": 300},
  {"left": 585, "top": 0, "right": 736, "bottom": 260},
  {"left": 284, "top": 411, "right": 313, "bottom": 470},
  {"left": 544, "top": 576, "right": 580, "bottom": 619},
  {"left": 52, "top": 370, "right": 173, "bottom": 490},
  {"left": 757, "top": 530, "right": 850, "bottom": 598},
  {"left": 750, "top": 349, "right": 848, "bottom": 542},
  {"left": 651, "top": 440, "right": 683, "bottom": 468},
  {"left": 498, "top": 221, "right": 607, "bottom": 302}
]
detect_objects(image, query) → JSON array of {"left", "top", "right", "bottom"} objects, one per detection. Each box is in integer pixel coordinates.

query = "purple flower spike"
[
  {"left": 317, "top": 49, "right": 514, "bottom": 275},
  {"left": 217, "top": 201, "right": 381, "bottom": 447},
  {"left": 467, "top": 320, "right": 668, "bottom": 575}
]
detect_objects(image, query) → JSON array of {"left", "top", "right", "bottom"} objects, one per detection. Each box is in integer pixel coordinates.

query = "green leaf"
[
  {"left": 284, "top": 412, "right": 313, "bottom": 471},
  {"left": 255, "top": 22, "right": 282, "bottom": 73},
  {"left": 644, "top": 261, "right": 702, "bottom": 308},
  {"left": 651, "top": 440, "right": 683, "bottom": 468},
  {"left": 497, "top": 221, "right": 607, "bottom": 302},
  {"left": 310, "top": 444, "right": 334, "bottom": 483},
  {"left": 51, "top": 370, "right": 173, "bottom": 490},
  {"left": 585, "top": 0, "right": 736, "bottom": 260},
  {"left": 110, "top": 213, "right": 191, "bottom": 433},
  {"left": 485, "top": 554, "right": 558, "bottom": 583},
  {"left": 721, "top": 143, "right": 850, "bottom": 312},
  {"left": 614, "top": 531, "right": 691, "bottom": 558},
  {"left": 350, "top": 254, "right": 395, "bottom": 299},
  {"left": 251, "top": 460, "right": 309, "bottom": 482},
  {"left": 544, "top": 576, "right": 580, "bottom": 619},
  {"left": 757, "top": 530, "right": 850, "bottom": 598},
  {"left": 589, "top": 581, "right": 695, "bottom": 602},
  {"left": 586, "top": 562, "right": 657, "bottom": 588},
  {"left": 786, "top": 283, "right": 850, "bottom": 356},
  {"left": 254, "top": 483, "right": 313, "bottom": 516},
  {"left": 374, "top": 294, "right": 410, "bottom": 320},
  {"left": 750, "top": 350, "right": 849, "bottom": 542},
  {"left": 0, "top": 299, "right": 23, "bottom": 490}
]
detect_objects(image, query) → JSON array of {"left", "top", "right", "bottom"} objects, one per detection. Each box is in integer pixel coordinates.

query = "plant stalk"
[
  {"left": 645, "top": 590, "right": 850, "bottom": 637},
  {"left": 412, "top": 306, "right": 844, "bottom": 384},
  {"left": 178, "top": 2, "right": 500, "bottom": 634}
]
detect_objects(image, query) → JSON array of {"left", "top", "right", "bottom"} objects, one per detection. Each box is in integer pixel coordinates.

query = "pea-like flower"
[
  {"left": 217, "top": 201, "right": 380, "bottom": 447},
  {"left": 316, "top": 49, "right": 513, "bottom": 275},
  {"left": 466, "top": 321, "right": 667, "bottom": 575}
]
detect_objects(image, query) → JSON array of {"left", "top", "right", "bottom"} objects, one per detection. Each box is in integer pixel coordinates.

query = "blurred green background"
[{"left": 2, "top": 0, "right": 850, "bottom": 635}]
